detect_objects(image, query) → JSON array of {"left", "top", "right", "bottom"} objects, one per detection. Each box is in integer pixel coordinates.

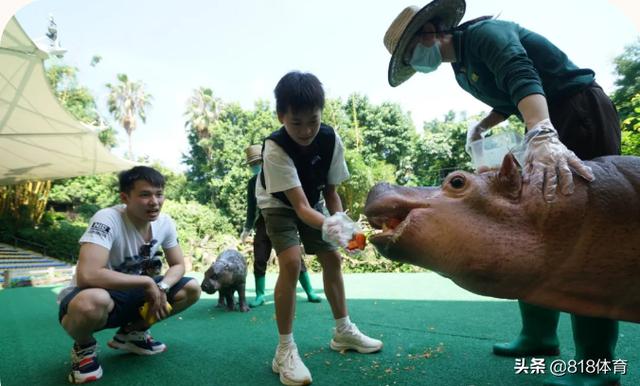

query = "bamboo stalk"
[{"left": 0, "top": 180, "right": 52, "bottom": 225}]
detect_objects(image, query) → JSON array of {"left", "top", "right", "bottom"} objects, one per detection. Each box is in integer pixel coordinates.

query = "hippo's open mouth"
[
  {"left": 366, "top": 210, "right": 413, "bottom": 245},
  {"left": 364, "top": 183, "right": 433, "bottom": 255}
]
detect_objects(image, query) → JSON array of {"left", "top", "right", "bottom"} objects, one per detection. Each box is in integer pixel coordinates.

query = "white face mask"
[{"left": 409, "top": 41, "right": 442, "bottom": 74}]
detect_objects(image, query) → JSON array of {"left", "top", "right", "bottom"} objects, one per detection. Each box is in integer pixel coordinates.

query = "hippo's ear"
[{"left": 497, "top": 153, "right": 522, "bottom": 199}]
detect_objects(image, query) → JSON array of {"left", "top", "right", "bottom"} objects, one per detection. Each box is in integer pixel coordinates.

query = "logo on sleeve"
[{"left": 88, "top": 222, "right": 111, "bottom": 238}]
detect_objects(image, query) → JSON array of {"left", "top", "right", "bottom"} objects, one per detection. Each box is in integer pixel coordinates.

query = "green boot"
[
  {"left": 493, "top": 301, "right": 560, "bottom": 357},
  {"left": 249, "top": 275, "right": 266, "bottom": 308},
  {"left": 543, "top": 315, "right": 619, "bottom": 386},
  {"left": 298, "top": 271, "right": 321, "bottom": 303}
]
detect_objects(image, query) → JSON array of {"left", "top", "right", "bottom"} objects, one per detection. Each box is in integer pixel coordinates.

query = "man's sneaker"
[
  {"left": 107, "top": 328, "right": 166, "bottom": 355},
  {"left": 68, "top": 341, "right": 102, "bottom": 384},
  {"left": 330, "top": 323, "right": 383, "bottom": 353},
  {"left": 271, "top": 343, "right": 312, "bottom": 386}
]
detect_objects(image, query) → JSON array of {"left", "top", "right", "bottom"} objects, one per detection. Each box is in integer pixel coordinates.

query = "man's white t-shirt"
[
  {"left": 256, "top": 131, "right": 350, "bottom": 210},
  {"left": 57, "top": 204, "right": 178, "bottom": 302}
]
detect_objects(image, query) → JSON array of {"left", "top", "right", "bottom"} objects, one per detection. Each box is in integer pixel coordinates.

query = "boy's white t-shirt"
[
  {"left": 256, "top": 132, "right": 350, "bottom": 210},
  {"left": 57, "top": 204, "right": 178, "bottom": 302}
]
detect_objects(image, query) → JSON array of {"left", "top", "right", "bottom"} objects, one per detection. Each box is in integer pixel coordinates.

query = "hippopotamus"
[
  {"left": 201, "top": 249, "right": 250, "bottom": 312},
  {"left": 364, "top": 154, "right": 640, "bottom": 323}
]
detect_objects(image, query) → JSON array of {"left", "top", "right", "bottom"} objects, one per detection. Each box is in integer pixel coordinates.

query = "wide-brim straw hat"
[
  {"left": 245, "top": 144, "right": 262, "bottom": 164},
  {"left": 384, "top": 0, "right": 466, "bottom": 87}
]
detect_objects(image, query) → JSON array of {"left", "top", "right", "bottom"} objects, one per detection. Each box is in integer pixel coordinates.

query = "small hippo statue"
[
  {"left": 201, "top": 249, "right": 250, "bottom": 312},
  {"left": 364, "top": 154, "right": 640, "bottom": 323}
]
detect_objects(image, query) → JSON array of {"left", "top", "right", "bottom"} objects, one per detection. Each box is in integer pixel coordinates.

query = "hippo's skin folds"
[{"left": 364, "top": 154, "right": 640, "bottom": 323}]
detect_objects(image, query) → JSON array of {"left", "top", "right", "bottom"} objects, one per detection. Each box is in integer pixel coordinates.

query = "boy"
[
  {"left": 257, "top": 71, "right": 383, "bottom": 385},
  {"left": 241, "top": 144, "right": 321, "bottom": 307},
  {"left": 57, "top": 166, "right": 201, "bottom": 384}
]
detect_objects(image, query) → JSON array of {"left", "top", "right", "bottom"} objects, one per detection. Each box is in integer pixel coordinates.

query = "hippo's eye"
[{"left": 449, "top": 175, "right": 466, "bottom": 189}]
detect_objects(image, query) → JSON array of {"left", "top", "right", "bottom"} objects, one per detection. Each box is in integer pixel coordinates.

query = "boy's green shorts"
[{"left": 261, "top": 206, "right": 337, "bottom": 255}]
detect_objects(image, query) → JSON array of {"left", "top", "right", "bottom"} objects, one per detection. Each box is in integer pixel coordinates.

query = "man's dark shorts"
[{"left": 58, "top": 276, "right": 194, "bottom": 330}]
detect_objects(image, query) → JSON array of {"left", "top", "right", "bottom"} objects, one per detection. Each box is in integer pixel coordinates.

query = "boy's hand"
[{"left": 322, "top": 212, "right": 358, "bottom": 248}]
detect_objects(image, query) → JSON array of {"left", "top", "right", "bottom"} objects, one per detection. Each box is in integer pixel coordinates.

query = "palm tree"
[
  {"left": 183, "top": 87, "right": 221, "bottom": 140},
  {"left": 106, "top": 73, "right": 152, "bottom": 159}
]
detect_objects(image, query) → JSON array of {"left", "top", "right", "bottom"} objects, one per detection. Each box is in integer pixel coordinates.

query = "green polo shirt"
[{"left": 451, "top": 20, "right": 594, "bottom": 118}]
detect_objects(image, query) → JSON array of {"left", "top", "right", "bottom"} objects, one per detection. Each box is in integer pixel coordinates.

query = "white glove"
[
  {"left": 523, "top": 119, "right": 595, "bottom": 202},
  {"left": 321, "top": 212, "right": 359, "bottom": 248},
  {"left": 240, "top": 229, "right": 251, "bottom": 243},
  {"left": 464, "top": 121, "right": 487, "bottom": 156}
]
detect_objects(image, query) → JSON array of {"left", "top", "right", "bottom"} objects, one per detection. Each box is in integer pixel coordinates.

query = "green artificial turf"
[{"left": 0, "top": 272, "right": 638, "bottom": 386}]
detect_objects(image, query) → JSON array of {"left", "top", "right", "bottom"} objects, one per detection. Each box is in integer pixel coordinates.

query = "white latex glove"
[
  {"left": 240, "top": 228, "right": 251, "bottom": 243},
  {"left": 523, "top": 119, "right": 595, "bottom": 202},
  {"left": 464, "top": 121, "right": 487, "bottom": 156},
  {"left": 321, "top": 212, "right": 359, "bottom": 248}
]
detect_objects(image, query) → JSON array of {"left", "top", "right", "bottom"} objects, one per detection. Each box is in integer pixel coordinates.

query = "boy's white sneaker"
[
  {"left": 330, "top": 323, "right": 383, "bottom": 353},
  {"left": 271, "top": 343, "right": 312, "bottom": 386}
]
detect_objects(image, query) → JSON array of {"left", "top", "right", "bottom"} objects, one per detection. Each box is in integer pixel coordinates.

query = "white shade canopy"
[{"left": 0, "top": 16, "right": 133, "bottom": 186}]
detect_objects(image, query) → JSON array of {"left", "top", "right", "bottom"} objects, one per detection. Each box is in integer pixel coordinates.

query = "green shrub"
[
  {"left": 49, "top": 174, "right": 119, "bottom": 209},
  {"left": 74, "top": 204, "right": 101, "bottom": 223},
  {"left": 0, "top": 212, "right": 80, "bottom": 262},
  {"left": 162, "top": 200, "right": 236, "bottom": 271}
]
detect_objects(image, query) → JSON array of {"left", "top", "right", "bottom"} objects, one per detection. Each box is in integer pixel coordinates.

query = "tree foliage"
[
  {"left": 413, "top": 111, "right": 471, "bottom": 186},
  {"left": 610, "top": 39, "right": 640, "bottom": 156},
  {"left": 106, "top": 73, "right": 153, "bottom": 159},
  {"left": 183, "top": 87, "right": 221, "bottom": 138},
  {"left": 184, "top": 94, "right": 280, "bottom": 225},
  {"left": 48, "top": 174, "right": 118, "bottom": 219},
  {"left": 45, "top": 64, "right": 117, "bottom": 148},
  {"left": 343, "top": 94, "right": 418, "bottom": 185},
  {"left": 611, "top": 39, "right": 640, "bottom": 123},
  {"left": 338, "top": 150, "right": 396, "bottom": 218},
  {"left": 620, "top": 92, "right": 640, "bottom": 156}
]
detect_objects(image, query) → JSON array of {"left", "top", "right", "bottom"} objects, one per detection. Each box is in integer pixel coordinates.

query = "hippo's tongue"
[
  {"left": 370, "top": 217, "right": 404, "bottom": 238},
  {"left": 368, "top": 214, "right": 411, "bottom": 248},
  {"left": 368, "top": 217, "right": 392, "bottom": 230},
  {"left": 367, "top": 205, "right": 414, "bottom": 240}
]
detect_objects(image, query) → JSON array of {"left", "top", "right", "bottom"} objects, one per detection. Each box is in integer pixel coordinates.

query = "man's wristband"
[{"left": 157, "top": 281, "right": 171, "bottom": 294}]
